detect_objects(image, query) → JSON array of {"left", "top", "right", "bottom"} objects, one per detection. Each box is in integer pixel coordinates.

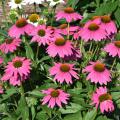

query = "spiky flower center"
[
  {"left": 13, "top": 60, "right": 23, "bottom": 68},
  {"left": 91, "top": 16, "right": 100, "bottom": 20},
  {"left": 16, "top": 18, "right": 28, "bottom": 28},
  {"left": 64, "top": 7, "right": 74, "bottom": 13},
  {"left": 29, "top": 14, "right": 39, "bottom": 23},
  {"left": 60, "top": 64, "right": 70, "bottom": 72},
  {"left": 55, "top": 38, "right": 66, "bottom": 46},
  {"left": 50, "top": 90, "right": 60, "bottom": 98},
  {"left": 101, "top": 15, "right": 111, "bottom": 23},
  {"left": 59, "top": 24, "right": 68, "bottom": 29},
  {"left": 114, "top": 41, "right": 120, "bottom": 48},
  {"left": 5, "top": 39, "right": 13, "bottom": 44},
  {"left": 14, "top": 0, "right": 22, "bottom": 4},
  {"left": 38, "top": 29, "right": 46, "bottom": 37},
  {"left": 99, "top": 93, "right": 112, "bottom": 102},
  {"left": 53, "top": 0, "right": 59, "bottom": 2},
  {"left": 88, "top": 23, "right": 99, "bottom": 31},
  {"left": 94, "top": 63, "right": 105, "bottom": 72}
]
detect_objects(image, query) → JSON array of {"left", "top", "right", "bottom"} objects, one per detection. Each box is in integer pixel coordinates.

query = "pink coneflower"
[
  {"left": 79, "top": 20, "right": 107, "bottom": 42},
  {"left": 47, "top": 38, "right": 74, "bottom": 58},
  {"left": 41, "top": 88, "right": 70, "bottom": 108},
  {"left": 31, "top": 25, "right": 52, "bottom": 46},
  {"left": 83, "top": 61, "right": 111, "bottom": 85},
  {"left": 92, "top": 86, "right": 114, "bottom": 113},
  {"left": 100, "top": 15, "right": 117, "bottom": 35},
  {"left": 49, "top": 63, "right": 79, "bottom": 84},
  {"left": 1, "top": 57, "right": 31, "bottom": 86},
  {"left": 104, "top": 41, "right": 120, "bottom": 58},
  {"left": 48, "top": 26, "right": 63, "bottom": 42},
  {"left": 64, "top": 48, "right": 82, "bottom": 61},
  {"left": 0, "top": 38, "right": 21, "bottom": 53},
  {"left": 9, "top": 18, "right": 34, "bottom": 38},
  {"left": 55, "top": 7, "right": 82, "bottom": 23},
  {"left": 58, "top": 24, "right": 80, "bottom": 35}
]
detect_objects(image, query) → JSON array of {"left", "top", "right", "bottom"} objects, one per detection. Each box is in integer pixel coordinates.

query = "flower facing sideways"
[
  {"left": 0, "top": 38, "right": 21, "bottom": 53},
  {"left": 1, "top": 57, "right": 31, "bottom": 86},
  {"left": 55, "top": 7, "right": 82, "bottom": 23},
  {"left": 41, "top": 88, "right": 70, "bottom": 108},
  {"left": 79, "top": 20, "right": 107, "bottom": 42},
  {"left": 49, "top": 63, "right": 79, "bottom": 84},
  {"left": 92, "top": 87, "right": 114, "bottom": 113},
  {"left": 47, "top": 38, "right": 74, "bottom": 58},
  {"left": 9, "top": 18, "right": 34, "bottom": 38},
  {"left": 104, "top": 41, "right": 120, "bottom": 58},
  {"left": 83, "top": 61, "right": 111, "bottom": 85}
]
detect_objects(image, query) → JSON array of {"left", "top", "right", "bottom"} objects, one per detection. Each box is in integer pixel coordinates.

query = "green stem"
[
  {"left": 36, "top": 45, "right": 39, "bottom": 60},
  {"left": 0, "top": 32, "right": 11, "bottom": 39},
  {"left": 89, "top": 42, "right": 93, "bottom": 52},
  {"left": 1, "top": 0, "right": 6, "bottom": 19},
  {"left": 111, "top": 58, "right": 117, "bottom": 71},
  {"left": 92, "top": 44, "right": 99, "bottom": 58},
  {"left": 80, "top": 40, "right": 83, "bottom": 52},
  {"left": 51, "top": 8, "right": 56, "bottom": 26},
  {"left": 67, "top": 23, "right": 70, "bottom": 39}
]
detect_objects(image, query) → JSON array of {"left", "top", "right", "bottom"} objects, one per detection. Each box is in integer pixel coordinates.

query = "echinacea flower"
[
  {"left": 41, "top": 88, "right": 70, "bottom": 108},
  {"left": 31, "top": 25, "right": 52, "bottom": 46},
  {"left": 48, "top": 26, "right": 63, "bottom": 42},
  {"left": 55, "top": 7, "right": 82, "bottom": 23},
  {"left": 64, "top": 48, "right": 82, "bottom": 61},
  {"left": 104, "top": 41, "right": 120, "bottom": 58},
  {"left": 9, "top": 0, "right": 26, "bottom": 9},
  {"left": 25, "top": 0, "right": 44, "bottom": 4},
  {"left": 58, "top": 24, "right": 80, "bottom": 35},
  {"left": 46, "top": 38, "right": 74, "bottom": 58},
  {"left": 47, "top": 0, "right": 65, "bottom": 6},
  {"left": 92, "top": 86, "right": 114, "bottom": 113},
  {"left": 79, "top": 20, "right": 107, "bottom": 42},
  {"left": 100, "top": 15, "right": 117, "bottom": 35},
  {"left": 83, "top": 61, "right": 111, "bottom": 85},
  {"left": 0, "top": 38, "right": 21, "bottom": 53},
  {"left": 1, "top": 57, "right": 31, "bottom": 86},
  {"left": 49, "top": 63, "right": 79, "bottom": 84},
  {"left": 27, "top": 13, "right": 40, "bottom": 26},
  {"left": 9, "top": 18, "right": 34, "bottom": 38}
]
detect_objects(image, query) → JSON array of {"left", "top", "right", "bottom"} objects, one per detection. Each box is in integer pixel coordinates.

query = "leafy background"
[{"left": 0, "top": 0, "right": 120, "bottom": 120}]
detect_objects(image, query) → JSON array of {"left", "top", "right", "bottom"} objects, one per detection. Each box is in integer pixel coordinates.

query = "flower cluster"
[
  {"left": 9, "top": 0, "right": 65, "bottom": 9},
  {"left": 0, "top": 0, "right": 119, "bottom": 117}
]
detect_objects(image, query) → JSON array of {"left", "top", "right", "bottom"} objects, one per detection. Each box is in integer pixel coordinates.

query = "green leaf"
[
  {"left": 84, "top": 108, "right": 97, "bottom": 120},
  {"left": 59, "top": 103, "right": 83, "bottom": 114},
  {"left": 114, "top": 7, "right": 120, "bottom": 26},
  {"left": 95, "top": 1, "right": 118, "bottom": 15},
  {"left": 16, "top": 96, "right": 29, "bottom": 120},
  {"left": 25, "top": 41, "right": 34, "bottom": 60},
  {"left": 96, "top": 115, "right": 112, "bottom": 120},
  {"left": 31, "top": 106, "right": 36, "bottom": 120},
  {"left": 1, "top": 88, "right": 18, "bottom": 102},
  {"left": 27, "top": 90, "right": 44, "bottom": 98},
  {"left": 39, "top": 56, "right": 51, "bottom": 63},
  {"left": 36, "top": 111, "right": 49, "bottom": 120},
  {"left": 64, "top": 111, "right": 83, "bottom": 120}
]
